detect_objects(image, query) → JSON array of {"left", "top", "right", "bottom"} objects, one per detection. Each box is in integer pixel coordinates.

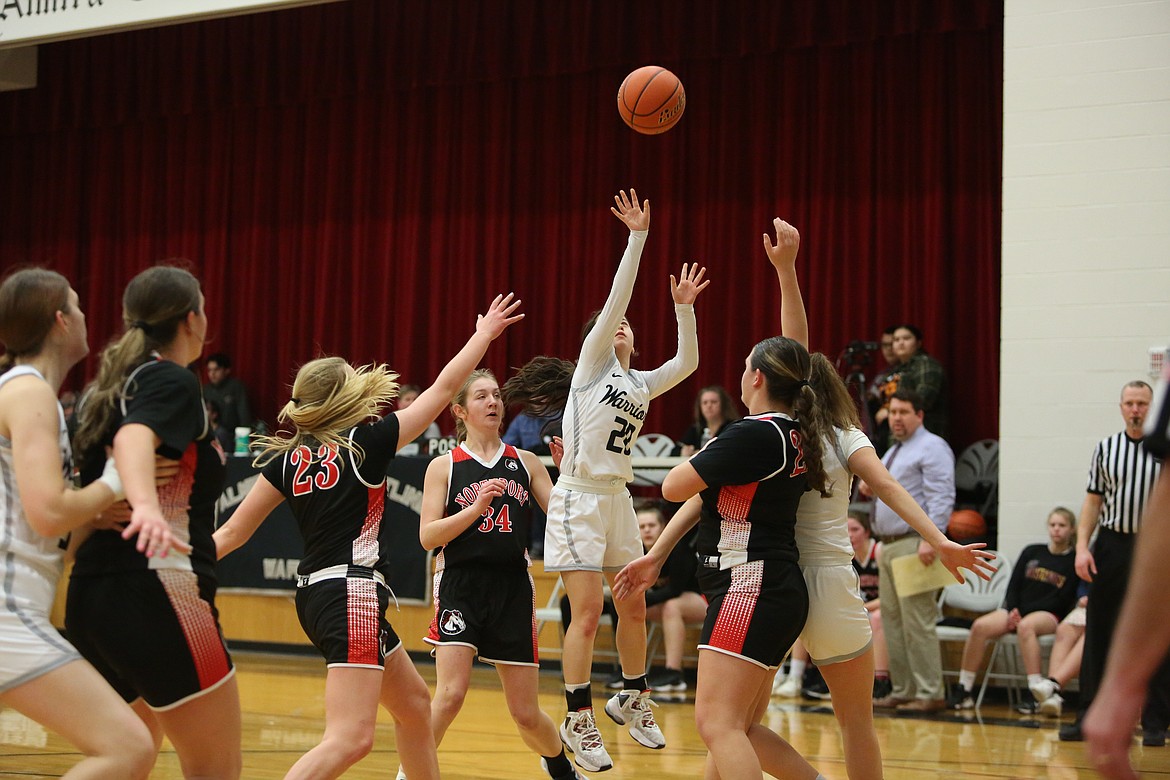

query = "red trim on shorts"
[
  {"left": 157, "top": 570, "right": 231, "bottom": 690},
  {"left": 708, "top": 561, "right": 764, "bottom": 655},
  {"left": 346, "top": 578, "right": 380, "bottom": 664}
]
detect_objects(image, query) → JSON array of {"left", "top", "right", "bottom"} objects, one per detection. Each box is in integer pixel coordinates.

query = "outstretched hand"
[
  {"left": 611, "top": 188, "right": 650, "bottom": 232},
  {"left": 762, "top": 218, "right": 800, "bottom": 272},
  {"left": 937, "top": 539, "right": 998, "bottom": 583},
  {"left": 476, "top": 293, "right": 525, "bottom": 340},
  {"left": 613, "top": 554, "right": 663, "bottom": 601},
  {"left": 670, "top": 263, "right": 710, "bottom": 305}
]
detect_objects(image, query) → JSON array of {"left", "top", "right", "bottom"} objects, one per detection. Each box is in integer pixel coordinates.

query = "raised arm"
[
  {"left": 642, "top": 263, "right": 708, "bottom": 398},
  {"left": 579, "top": 190, "right": 650, "bottom": 370},
  {"left": 212, "top": 474, "right": 286, "bottom": 559},
  {"left": 396, "top": 293, "right": 524, "bottom": 448},
  {"left": 763, "top": 218, "right": 807, "bottom": 350}
]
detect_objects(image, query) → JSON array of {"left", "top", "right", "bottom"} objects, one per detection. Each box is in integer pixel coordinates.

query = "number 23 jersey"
[{"left": 261, "top": 414, "right": 400, "bottom": 576}]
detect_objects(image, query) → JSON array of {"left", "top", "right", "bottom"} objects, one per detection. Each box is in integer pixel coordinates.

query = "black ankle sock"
[
  {"left": 565, "top": 685, "right": 592, "bottom": 712},
  {"left": 542, "top": 751, "right": 573, "bottom": 778},
  {"left": 624, "top": 674, "right": 648, "bottom": 691}
]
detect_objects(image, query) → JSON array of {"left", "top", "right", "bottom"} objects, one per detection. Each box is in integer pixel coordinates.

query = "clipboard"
[{"left": 890, "top": 553, "right": 957, "bottom": 597}]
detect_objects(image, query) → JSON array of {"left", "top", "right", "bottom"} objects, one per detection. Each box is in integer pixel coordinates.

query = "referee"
[{"left": 1061, "top": 380, "right": 1168, "bottom": 745}]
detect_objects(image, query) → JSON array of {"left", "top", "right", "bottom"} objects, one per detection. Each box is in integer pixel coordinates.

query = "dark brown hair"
[
  {"left": 74, "top": 266, "right": 202, "bottom": 460},
  {"left": 502, "top": 356, "right": 576, "bottom": 418},
  {"left": 0, "top": 268, "right": 72, "bottom": 372},
  {"left": 749, "top": 336, "right": 832, "bottom": 496}
]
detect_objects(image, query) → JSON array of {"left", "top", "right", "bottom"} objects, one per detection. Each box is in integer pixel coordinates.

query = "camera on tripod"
[{"left": 839, "top": 340, "right": 880, "bottom": 372}]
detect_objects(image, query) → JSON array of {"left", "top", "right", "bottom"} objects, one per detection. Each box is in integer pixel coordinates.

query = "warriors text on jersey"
[
  {"left": 557, "top": 229, "right": 698, "bottom": 484},
  {"left": 74, "top": 358, "right": 227, "bottom": 579},
  {"left": 437, "top": 442, "right": 533, "bottom": 571},
  {"left": 688, "top": 413, "right": 809, "bottom": 571},
  {"left": 261, "top": 414, "right": 400, "bottom": 576}
]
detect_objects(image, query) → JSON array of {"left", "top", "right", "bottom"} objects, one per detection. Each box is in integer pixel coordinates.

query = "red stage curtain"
[{"left": 0, "top": 0, "right": 1002, "bottom": 451}]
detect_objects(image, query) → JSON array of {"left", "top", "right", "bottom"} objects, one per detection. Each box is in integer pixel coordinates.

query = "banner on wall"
[
  {"left": 215, "top": 452, "right": 433, "bottom": 604},
  {"left": 0, "top": 0, "right": 344, "bottom": 49}
]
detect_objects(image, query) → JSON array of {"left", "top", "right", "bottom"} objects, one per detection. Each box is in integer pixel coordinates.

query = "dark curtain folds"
[{"left": 0, "top": 0, "right": 1003, "bottom": 451}]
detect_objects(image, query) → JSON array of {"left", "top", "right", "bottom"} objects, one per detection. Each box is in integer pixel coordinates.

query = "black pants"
[{"left": 1079, "top": 528, "right": 1170, "bottom": 730}]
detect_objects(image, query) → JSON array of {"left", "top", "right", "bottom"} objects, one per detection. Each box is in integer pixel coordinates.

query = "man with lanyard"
[
  {"left": 861, "top": 388, "right": 955, "bottom": 713},
  {"left": 1061, "top": 380, "right": 1167, "bottom": 746}
]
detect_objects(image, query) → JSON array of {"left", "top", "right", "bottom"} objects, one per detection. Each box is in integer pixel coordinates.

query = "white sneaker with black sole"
[
  {"left": 605, "top": 690, "right": 666, "bottom": 749},
  {"left": 560, "top": 709, "right": 612, "bottom": 773}
]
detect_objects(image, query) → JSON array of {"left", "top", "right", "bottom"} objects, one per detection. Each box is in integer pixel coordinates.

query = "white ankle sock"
[
  {"left": 788, "top": 659, "right": 807, "bottom": 680},
  {"left": 958, "top": 670, "right": 976, "bottom": 691}
]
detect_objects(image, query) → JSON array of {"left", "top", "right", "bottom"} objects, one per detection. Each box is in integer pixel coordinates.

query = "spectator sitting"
[
  {"left": 203, "top": 352, "right": 253, "bottom": 433},
  {"left": 1030, "top": 583, "right": 1089, "bottom": 717},
  {"left": 398, "top": 383, "right": 442, "bottom": 456},
  {"left": 946, "top": 506, "right": 1080, "bottom": 710},
  {"left": 676, "top": 385, "right": 740, "bottom": 456},
  {"left": 637, "top": 500, "right": 705, "bottom": 693},
  {"left": 849, "top": 510, "right": 890, "bottom": 698},
  {"left": 873, "top": 324, "right": 948, "bottom": 443}
]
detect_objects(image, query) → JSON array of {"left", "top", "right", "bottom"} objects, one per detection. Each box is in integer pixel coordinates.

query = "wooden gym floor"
[{"left": 2, "top": 651, "right": 1169, "bottom": 779}]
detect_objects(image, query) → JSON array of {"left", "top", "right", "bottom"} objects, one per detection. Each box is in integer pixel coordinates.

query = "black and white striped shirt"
[{"left": 1087, "top": 432, "right": 1162, "bottom": 535}]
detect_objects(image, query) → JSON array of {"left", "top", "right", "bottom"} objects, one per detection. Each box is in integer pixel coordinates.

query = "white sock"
[
  {"left": 565, "top": 681, "right": 590, "bottom": 693},
  {"left": 958, "top": 670, "right": 976, "bottom": 691},
  {"left": 788, "top": 659, "right": 807, "bottom": 680},
  {"left": 1027, "top": 674, "right": 1044, "bottom": 688}
]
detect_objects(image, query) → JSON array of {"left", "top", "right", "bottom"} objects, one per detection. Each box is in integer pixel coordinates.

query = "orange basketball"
[
  {"left": 617, "top": 66, "right": 686, "bottom": 135},
  {"left": 948, "top": 509, "right": 987, "bottom": 541}
]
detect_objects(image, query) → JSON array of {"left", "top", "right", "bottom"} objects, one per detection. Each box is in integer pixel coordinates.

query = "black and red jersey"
[
  {"left": 261, "top": 415, "right": 400, "bottom": 576},
  {"left": 75, "top": 358, "right": 227, "bottom": 580},
  {"left": 688, "top": 413, "right": 809, "bottom": 571},
  {"left": 436, "top": 442, "right": 533, "bottom": 572}
]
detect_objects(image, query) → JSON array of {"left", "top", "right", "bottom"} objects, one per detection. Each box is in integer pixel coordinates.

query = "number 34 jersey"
[
  {"left": 437, "top": 442, "right": 534, "bottom": 572},
  {"left": 261, "top": 415, "right": 400, "bottom": 577}
]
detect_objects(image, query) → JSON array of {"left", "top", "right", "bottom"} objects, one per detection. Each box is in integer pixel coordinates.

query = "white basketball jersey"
[
  {"left": 558, "top": 230, "right": 698, "bottom": 483},
  {"left": 0, "top": 366, "right": 71, "bottom": 599},
  {"left": 794, "top": 426, "right": 873, "bottom": 565}
]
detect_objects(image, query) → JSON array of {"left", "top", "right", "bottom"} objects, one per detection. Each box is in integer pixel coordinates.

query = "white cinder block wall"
[{"left": 999, "top": 0, "right": 1170, "bottom": 562}]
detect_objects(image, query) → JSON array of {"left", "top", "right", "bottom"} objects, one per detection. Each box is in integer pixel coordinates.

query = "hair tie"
[
  {"left": 131, "top": 320, "right": 152, "bottom": 334},
  {"left": 798, "top": 380, "right": 811, "bottom": 390},
  {"left": 290, "top": 397, "right": 301, "bottom": 405}
]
